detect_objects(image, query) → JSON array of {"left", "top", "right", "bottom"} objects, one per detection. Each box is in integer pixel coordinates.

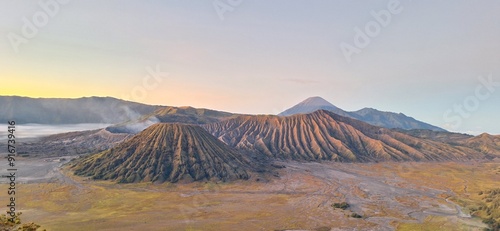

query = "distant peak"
[
  {"left": 478, "top": 132, "right": 491, "bottom": 137},
  {"left": 278, "top": 96, "right": 343, "bottom": 117},
  {"left": 358, "top": 107, "right": 377, "bottom": 112},
  {"left": 300, "top": 96, "right": 335, "bottom": 107},
  {"left": 306, "top": 96, "right": 325, "bottom": 100},
  {"left": 303, "top": 96, "right": 328, "bottom": 102}
]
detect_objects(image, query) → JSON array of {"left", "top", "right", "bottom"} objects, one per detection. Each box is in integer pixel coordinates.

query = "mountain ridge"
[
  {"left": 204, "top": 110, "right": 488, "bottom": 162},
  {"left": 279, "top": 97, "right": 446, "bottom": 132},
  {"left": 105, "top": 106, "right": 238, "bottom": 134},
  {"left": 0, "top": 96, "right": 161, "bottom": 124},
  {"left": 0, "top": 95, "right": 463, "bottom": 134}
]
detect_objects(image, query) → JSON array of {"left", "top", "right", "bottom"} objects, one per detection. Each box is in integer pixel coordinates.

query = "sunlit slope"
[
  {"left": 463, "top": 133, "right": 500, "bottom": 156},
  {"left": 205, "top": 110, "right": 487, "bottom": 162}
]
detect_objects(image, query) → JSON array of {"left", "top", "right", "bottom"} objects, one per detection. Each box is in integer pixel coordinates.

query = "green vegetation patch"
[
  {"left": 332, "top": 202, "right": 350, "bottom": 210},
  {"left": 471, "top": 189, "right": 500, "bottom": 231}
]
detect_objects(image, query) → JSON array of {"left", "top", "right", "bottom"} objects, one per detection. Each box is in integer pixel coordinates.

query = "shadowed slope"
[
  {"left": 394, "top": 129, "right": 473, "bottom": 144},
  {"left": 397, "top": 130, "right": 500, "bottom": 158},
  {"left": 72, "top": 123, "right": 250, "bottom": 183},
  {"left": 204, "top": 110, "right": 486, "bottom": 162},
  {"left": 352, "top": 108, "right": 446, "bottom": 131},
  {"left": 0, "top": 129, "right": 132, "bottom": 158}
]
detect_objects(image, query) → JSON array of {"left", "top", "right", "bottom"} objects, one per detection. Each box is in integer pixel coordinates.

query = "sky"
[{"left": 1, "top": 0, "right": 500, "bottom": 135}]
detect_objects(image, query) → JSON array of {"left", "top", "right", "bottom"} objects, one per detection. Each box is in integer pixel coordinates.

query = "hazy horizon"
[
  {"left": 0, "top": 123, "right": 111, "bottom": 141},
  {"left": 1, "top": 94, "right": 497, "bottom": 136},
  {"left": 1, "top": 0, "right": 499, "bottom": 134}
]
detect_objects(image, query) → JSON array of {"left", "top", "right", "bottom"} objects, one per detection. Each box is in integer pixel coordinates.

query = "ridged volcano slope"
[
  {"left": 72, "top": 123, "right": 250, "bottom": 183},
  {"left": 204, "top": 110, "right": 487, "bottom": 162},
  {"left": 463, "top": 133, "right": 500, "bottom": 156}
]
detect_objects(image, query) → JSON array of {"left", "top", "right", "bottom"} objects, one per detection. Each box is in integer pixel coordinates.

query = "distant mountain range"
[
  {"left": 279, "top": 96, "right": 446, "bottom": 132},
  {"left": 0, "top": 96, "right": 160, "bottom": 124},
  {"left": 1, "top": 96, "right": 444, "bottom": 133},
  {"left": 0, "top": 96, "right": 237, "bottom": 128}
]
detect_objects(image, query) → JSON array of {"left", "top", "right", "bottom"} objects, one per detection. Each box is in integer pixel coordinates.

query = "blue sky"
[{"left": 1, "top": 0, "right": 500, "bottom": 134}]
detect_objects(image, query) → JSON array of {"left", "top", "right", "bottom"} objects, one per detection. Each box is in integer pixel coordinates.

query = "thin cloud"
[{"left": 279, "top": 78, "right": 321, "bottom": 84}]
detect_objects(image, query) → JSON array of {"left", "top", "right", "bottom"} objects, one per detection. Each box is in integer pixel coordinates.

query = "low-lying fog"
[{"left": 0, "top": 123, "right": 111, "bottom": 140}]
